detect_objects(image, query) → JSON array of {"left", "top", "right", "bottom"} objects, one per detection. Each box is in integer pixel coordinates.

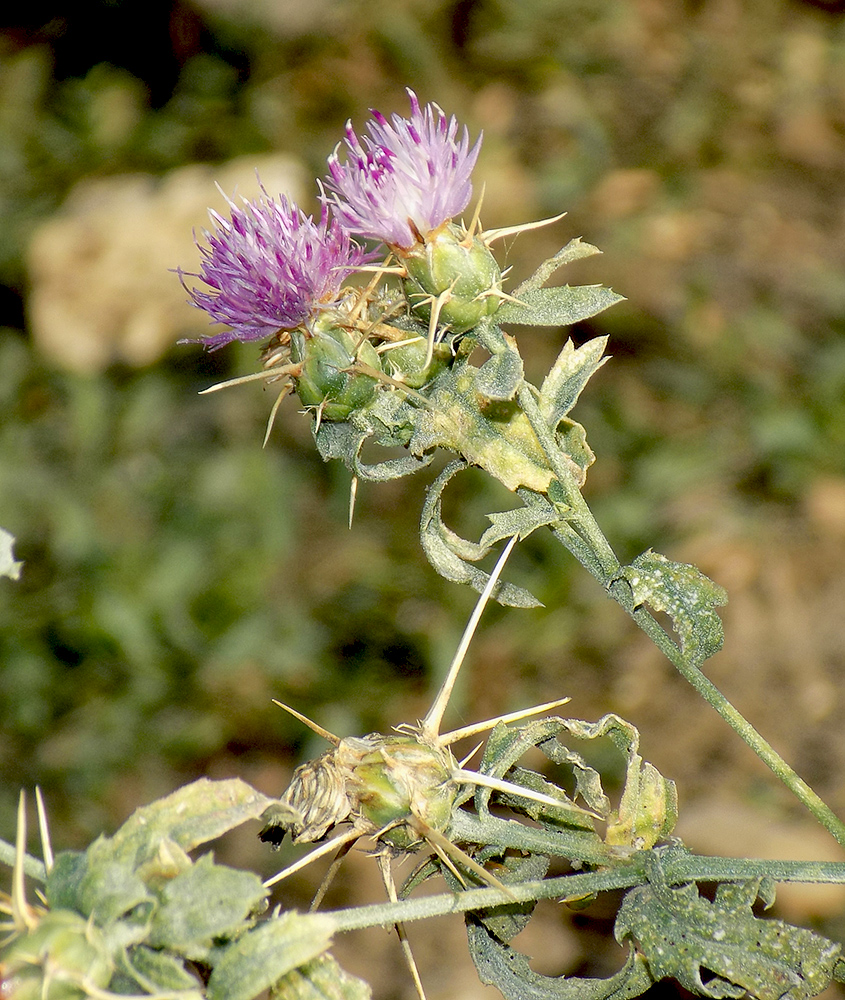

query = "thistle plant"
[{"left": 4, "top": 91, "right": 845, "bottom": 1000}]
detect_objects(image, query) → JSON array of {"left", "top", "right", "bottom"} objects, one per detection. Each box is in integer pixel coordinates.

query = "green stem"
[
  {"left": 325, "top": 852, "right": 845, "bottom": 933},
  {"left": 0, "top": 836, "right": 46, "bottom": 881},
  {"left": 517, "top": 383, "right": 845, "bottom": 851}
]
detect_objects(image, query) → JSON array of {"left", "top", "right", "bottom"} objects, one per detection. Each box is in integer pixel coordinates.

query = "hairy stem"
[{"left": 326, "top": 852, "right": 845, "bottom": 933}]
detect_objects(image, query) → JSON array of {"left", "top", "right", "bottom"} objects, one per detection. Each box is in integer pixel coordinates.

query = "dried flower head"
[
  {"left": 324, "top": 89, "right": 481, "bottom": 251},
  {"left": 181, "top": 187, "right": 370, "bottom": 349}
]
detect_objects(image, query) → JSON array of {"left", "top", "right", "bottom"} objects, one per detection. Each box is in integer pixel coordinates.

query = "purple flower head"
[
  {"left": 181, "top": 186, "right": 371, "bottom": 349},
  {"left": 323, "top": 90, "right": 482, "bottom": 251}
]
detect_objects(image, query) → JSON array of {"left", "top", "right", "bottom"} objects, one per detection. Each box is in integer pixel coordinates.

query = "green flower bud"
[
  {"left": 338, "top": 735, "right": 457, "bottom": 850},
  {"left": 0, "top": 910, "right": 113, "bottom": 999},
  {"left": 292, "top": 322, "right": 382, "bottom": 422},
  {"left": 402, "top": 224, "right": 502, "bottom": 334},
  {"left": 381, "top": 336, "right": 451, "bottom": 389}
]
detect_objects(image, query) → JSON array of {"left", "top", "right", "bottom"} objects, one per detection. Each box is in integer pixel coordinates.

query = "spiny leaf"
[
  {"left": 539, "top": 337, "right": 610, "bottom": 429},
  {"left": 615, "top": 878, "right": 841, "bottom": 1000},
  {"left": 467, "top": 916, "right": 655, "bottom": 1000},
  {"left": 510, "top": 239, "right": 605, "bottom": 296},
  {"left": 498, "top": 285, "right": 624, "bottom": 329},
  {"left": 615, "top": 551, "right": 728, "bottom": 665},
  {"left": 418, "top": 460, "right": 555, "bottom": 607}
]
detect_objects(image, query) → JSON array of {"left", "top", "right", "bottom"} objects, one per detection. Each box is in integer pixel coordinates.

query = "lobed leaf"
[
  {"left": 615, "top": 550, "right": 728, "bottom": 666},
  {"left": 616, "top": 878, "right": 841, "bottom": 1000},
  {"left": 418, "top": 460, "right": 558, "bottom": 606},
  {"left": 467, "top": 916, "right": 655, "bottom": 1000}
]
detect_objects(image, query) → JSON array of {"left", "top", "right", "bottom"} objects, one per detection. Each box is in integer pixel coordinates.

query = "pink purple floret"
[{"left": 323, "top": 89, "right": 482, "bottom": 250}]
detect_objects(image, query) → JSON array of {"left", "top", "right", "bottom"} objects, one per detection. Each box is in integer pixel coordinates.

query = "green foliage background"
[{"left": 3, "top": 0, "right": 845, "bottom": 989}]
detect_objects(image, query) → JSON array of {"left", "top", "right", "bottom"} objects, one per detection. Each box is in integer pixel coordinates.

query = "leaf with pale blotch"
[
  {"left": 616, "top": 878, "right": 841, "bottom": 1000},
  {"left": 467, "top": 916, "right": 655, "bottom": 1000},
  {"left": 616, "top": 550, "right": 728, "bottom": 665},
  {"left": 539, "top": 337, "right": 610, "bottom": 429},
  {"left": 207, "top": 912, "right": 335, "bottom": 1000},
  {"left": 270, "top": 954, "right": 372, "bottom": 1000}
]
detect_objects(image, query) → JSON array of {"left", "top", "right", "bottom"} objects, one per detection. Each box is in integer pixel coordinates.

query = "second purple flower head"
[{"left": 324, "top": 90, "right": 482, "bottom": 251}]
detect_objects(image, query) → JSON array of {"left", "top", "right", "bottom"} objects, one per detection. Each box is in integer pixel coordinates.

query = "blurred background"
[{"left": 3, "top": 0, "right": 845, "bottom": 996}]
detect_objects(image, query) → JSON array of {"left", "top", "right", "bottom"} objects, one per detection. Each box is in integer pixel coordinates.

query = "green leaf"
[
  {"left": 615, "top": 551, "right": 728, "bottom": 666},
  {"left": 498, "top": 285, "right": 624, "bottom": 328},
  {"left": 102, "top": 778, "right": 273, "bottom": 871},
  {"left": 270, "top": 953, "right": 372, "bottom": 1000},
  {"left": 0, "top": 527, "right": 22, "bottom": 580},
  {"left": 475, "top": 347, "right": 524, "bottom": 401},
  {"left": 207, "top": 912, "right": 335, "bottom": 1000},
  {"left": 148, "top": 852, "right": 267, "bottom": 960},
  {"left": 123, "top": 945, "right": 203, "bottom": 993},
  {"left": 418, "top": 460, "right": 556, "bottom": 607},
  {"left": 615, "top": 878, "right": 841, "bottom": 1000},
  {"left": 412, "top": 362, "right": 557, "bottom": 493},
  {"left": 511, "top": 239, "right": 606, "bottom": 296},
  {"left": 556, "top": 715, "right": 677, "bottom": 850},
  {"left": 467, "top": 916, "right": 655, "bottom": 1000},
  {"left": 76, "top": 853, "right": 153, "bottom": 927},
  {"left": 474, "top": 853, "right": 549, "bottom": 944},
  {"left": 539, "top": 337, "right": 609, "bottom": 429}
]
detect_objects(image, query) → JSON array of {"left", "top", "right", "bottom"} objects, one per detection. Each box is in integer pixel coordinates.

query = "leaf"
[
  {"left": 0, "top": 527, "right": 22, "bottom": 580},
  {"left": 418, "top": 460, "right": 556, "bottom": 607},
  {"left": 615, "top": 550, "right": 728, "bottom": 666},
  {"left": 476, "top": 714, "right": 676, "bottom": 851},
  {"left": 124, "top": 945, "right": 203, "bottom": 993},
  {"left": 615, "top": 878, "right": 841, "bottom": 1000},
  {"left": 103, "top": 778, "right": 273, "bottom": 871},
  {"left": 557, "top": 715, "right": 677, "bottom": 850},
  {"left": 412, "top": 363, "right": 558, "bottom": 493},
  {"left": 498, "top": 286, "right": 624, "bottom": 329},
  {"left": 475, "top": 348, "right": 524, "bottom": 401},
  {"left": 511, "top": 239, "right": 605, "bottom": 297},
  {"left": 467, "top": 916, "right": 655, "bottom": 1000},
  {"left": 76, "top": 853, "right": 153, "bottom": 927},
  {"left": 270, "top": 953, "right": 372, "bottom": 1000},
  {"left": 539, "top": 338, "right": 610, "bottom": 429},
  {"left": 474, "top": 853, "right": 550, "bottom": 944},
  {"left": 207, "top": 912, "right": 335, "bottom": 1000},
  {"left": 147, "top": 852, "right": 268, "bottom": 960}
]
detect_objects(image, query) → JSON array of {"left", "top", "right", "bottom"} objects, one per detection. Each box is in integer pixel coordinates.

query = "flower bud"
[
  {"left": 338, "top": 735, "right": 457, "bottom": 850},
  {"left": 292, "top": 322, "right": 382, "bottom": 422},
  {"left": 402, "top": 224, "right": 502, "bottom": 334},
  {"left": 381, "top": 337, "right": 451, "bottom": 389}
]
